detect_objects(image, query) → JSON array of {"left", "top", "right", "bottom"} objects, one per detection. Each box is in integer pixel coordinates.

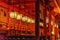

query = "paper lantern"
[
  {"left": 22, "top": 16, "right": 28, "bottom": 21},
  {"left": 16, "top": 14, "right": 22, "bottom": 20},
  {"left": 52, "top": 31, "right": 54, "bottom": 35},
  {"left": 10, "top": 12, "right": 17, "bottom": 18},
  {"left": 30, "top": 19, "right": 35, "bottom": 23},
  {"left": 27, "top": 18, "right": 31, "bottom": 23},
  {"left": 39, "top": 22, "right": 43, "bottom": 26}
]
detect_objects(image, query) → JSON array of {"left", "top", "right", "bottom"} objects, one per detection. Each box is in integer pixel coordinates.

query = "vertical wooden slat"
[{"left": 35, "top": 0, "right": 40, "bottom": 40}]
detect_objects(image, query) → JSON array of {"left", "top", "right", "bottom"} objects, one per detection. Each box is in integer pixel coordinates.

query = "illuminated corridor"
[{"left": 0, "top": 0, "right": 60, "bottom": 40}]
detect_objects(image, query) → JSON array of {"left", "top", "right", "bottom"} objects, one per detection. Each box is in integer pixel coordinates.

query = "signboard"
[{"left": 0, "top": 6, "right": 8, "bottom": 23}]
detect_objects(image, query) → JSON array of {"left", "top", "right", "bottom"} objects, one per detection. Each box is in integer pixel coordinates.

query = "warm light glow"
[
  {"left": 2, "top": 26, "right": 6, "bottom": 30},
  {"left": 52, "top": 31, "right": 54, "bottom": 35},
  {"left": 52, "top": 27, "right": 54, "bottom": 35},
  {"left": 58, "top": 34, "right": 59, "bottom": 37},
  {"left": 16, "top": 14, "right": 22, "bottom": 20},
  {"left": 46, "top": 17, "right": 49, "bottom": 23},
  {"left": 27, "top": 18, "right": 31, "bottom": 23},
  {"left": 57, "top": 24, "right": 58, "bottom": 28},
  {"left": 51, "top": 21, "right": 53, "bottom": 25},
  {"left": 54, "top": 0, "right": 60, "bottom": 13},
  {"left": 39, "top": 22, "right": 43, "bottom": 26},
  {"left": 30, "top": 19, "right": 35, "bottom": 23},
  {"left": 25, "top": 16, "right": 28, "bottom": 21},
  {"left": 10, "top": 12, "right": 15, "bottom": 18},
  {"left": 46, "top": 24, "right": 48, "bottom": 27},
  {"left": 15, "top": 12, "right": 17, "bottom": 18},
  {"left": 22, "top": 16, "right": 27, "bottom": 21},
  {"left": 54, "top": 8, "right": 59, "bottom": 13},
  {"left": 7, "top": 27, "right": 10, "bottom": 30},
  {"left": 54, "top": 24, "right": 56, "bottom": 27},
  {"left": 10, "top": 12, "right": 17, "bottom": 18}
]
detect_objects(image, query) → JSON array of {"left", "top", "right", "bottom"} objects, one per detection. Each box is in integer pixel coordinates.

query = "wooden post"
[{"left": 35, "top": 0, "right": 40, "bottom": 40}]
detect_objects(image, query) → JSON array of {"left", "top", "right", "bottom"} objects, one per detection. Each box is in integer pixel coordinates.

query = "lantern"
[
  {"left": 30, "top": 19, "right": 35, "bottom": 23},
  {"left": 10, "top": 12, "right": 17, "bottom": 18},
  {"left": 27, "top": 18, "right": 31, "bottom": 23},
  {"left": 52, "top": 31, "right": 54, "bottom": 35},
  {"left": 16, "top": 14, "right": 23, "bottom": 20},
  {"left": 52, "top": 27, "right": 54, "bottom": 35},
  {"left": 39, "top": 22, "right": 43, "bottom": 26},
  {"left": 22, "top": 16, "right": 28, "bottom": 21}
]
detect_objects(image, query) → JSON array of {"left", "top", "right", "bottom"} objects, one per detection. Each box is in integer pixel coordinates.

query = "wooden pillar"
[
  {"left": 35, "top": 0, "right": 40, "bottom": 40},
  {"left": 49, "top": 11, "right": 51, "bottom": 40}
]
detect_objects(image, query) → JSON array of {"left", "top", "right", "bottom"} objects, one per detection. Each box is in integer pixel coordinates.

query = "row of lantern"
[{"left": 10, "top": 11, "right": 35, "bottom": 23}]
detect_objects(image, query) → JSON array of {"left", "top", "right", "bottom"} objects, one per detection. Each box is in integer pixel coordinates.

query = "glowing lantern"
[
  {"left": 52, "top": 27, "right": 54, "bottom": 35},
  {"left": 30, "top": 19, "right": 35, "bottom": 23},
  {"left": 25, "top": 16, "right": 28, "bottom": 21},
  {"left": 27, "top": 18, "right": 31, "bottom": 23},
  {"left": 39, "top": 22, "right": 43, "bottom": 26},
  {"left": 16, "top": 14, "right": 22, "bottom": 20},
  {"left": 10, "top": 12, "right": 17, "bottom": 18},
  {"left": 52, "top": 31, "right": 54, "bottom": 35},
  {"left": 22, "top": 16, "right": 28, "bottom": 21}
]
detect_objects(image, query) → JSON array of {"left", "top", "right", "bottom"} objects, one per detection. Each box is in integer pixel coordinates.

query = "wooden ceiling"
[
  {"left": 0, "top": 0, "right": 36, "bottom": 19},
  {"left": 0, "top": 0, "right": 35, "bottom": 11},
  {"left": 0, "top": 0, "right": 60, "bottom": 21}
]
